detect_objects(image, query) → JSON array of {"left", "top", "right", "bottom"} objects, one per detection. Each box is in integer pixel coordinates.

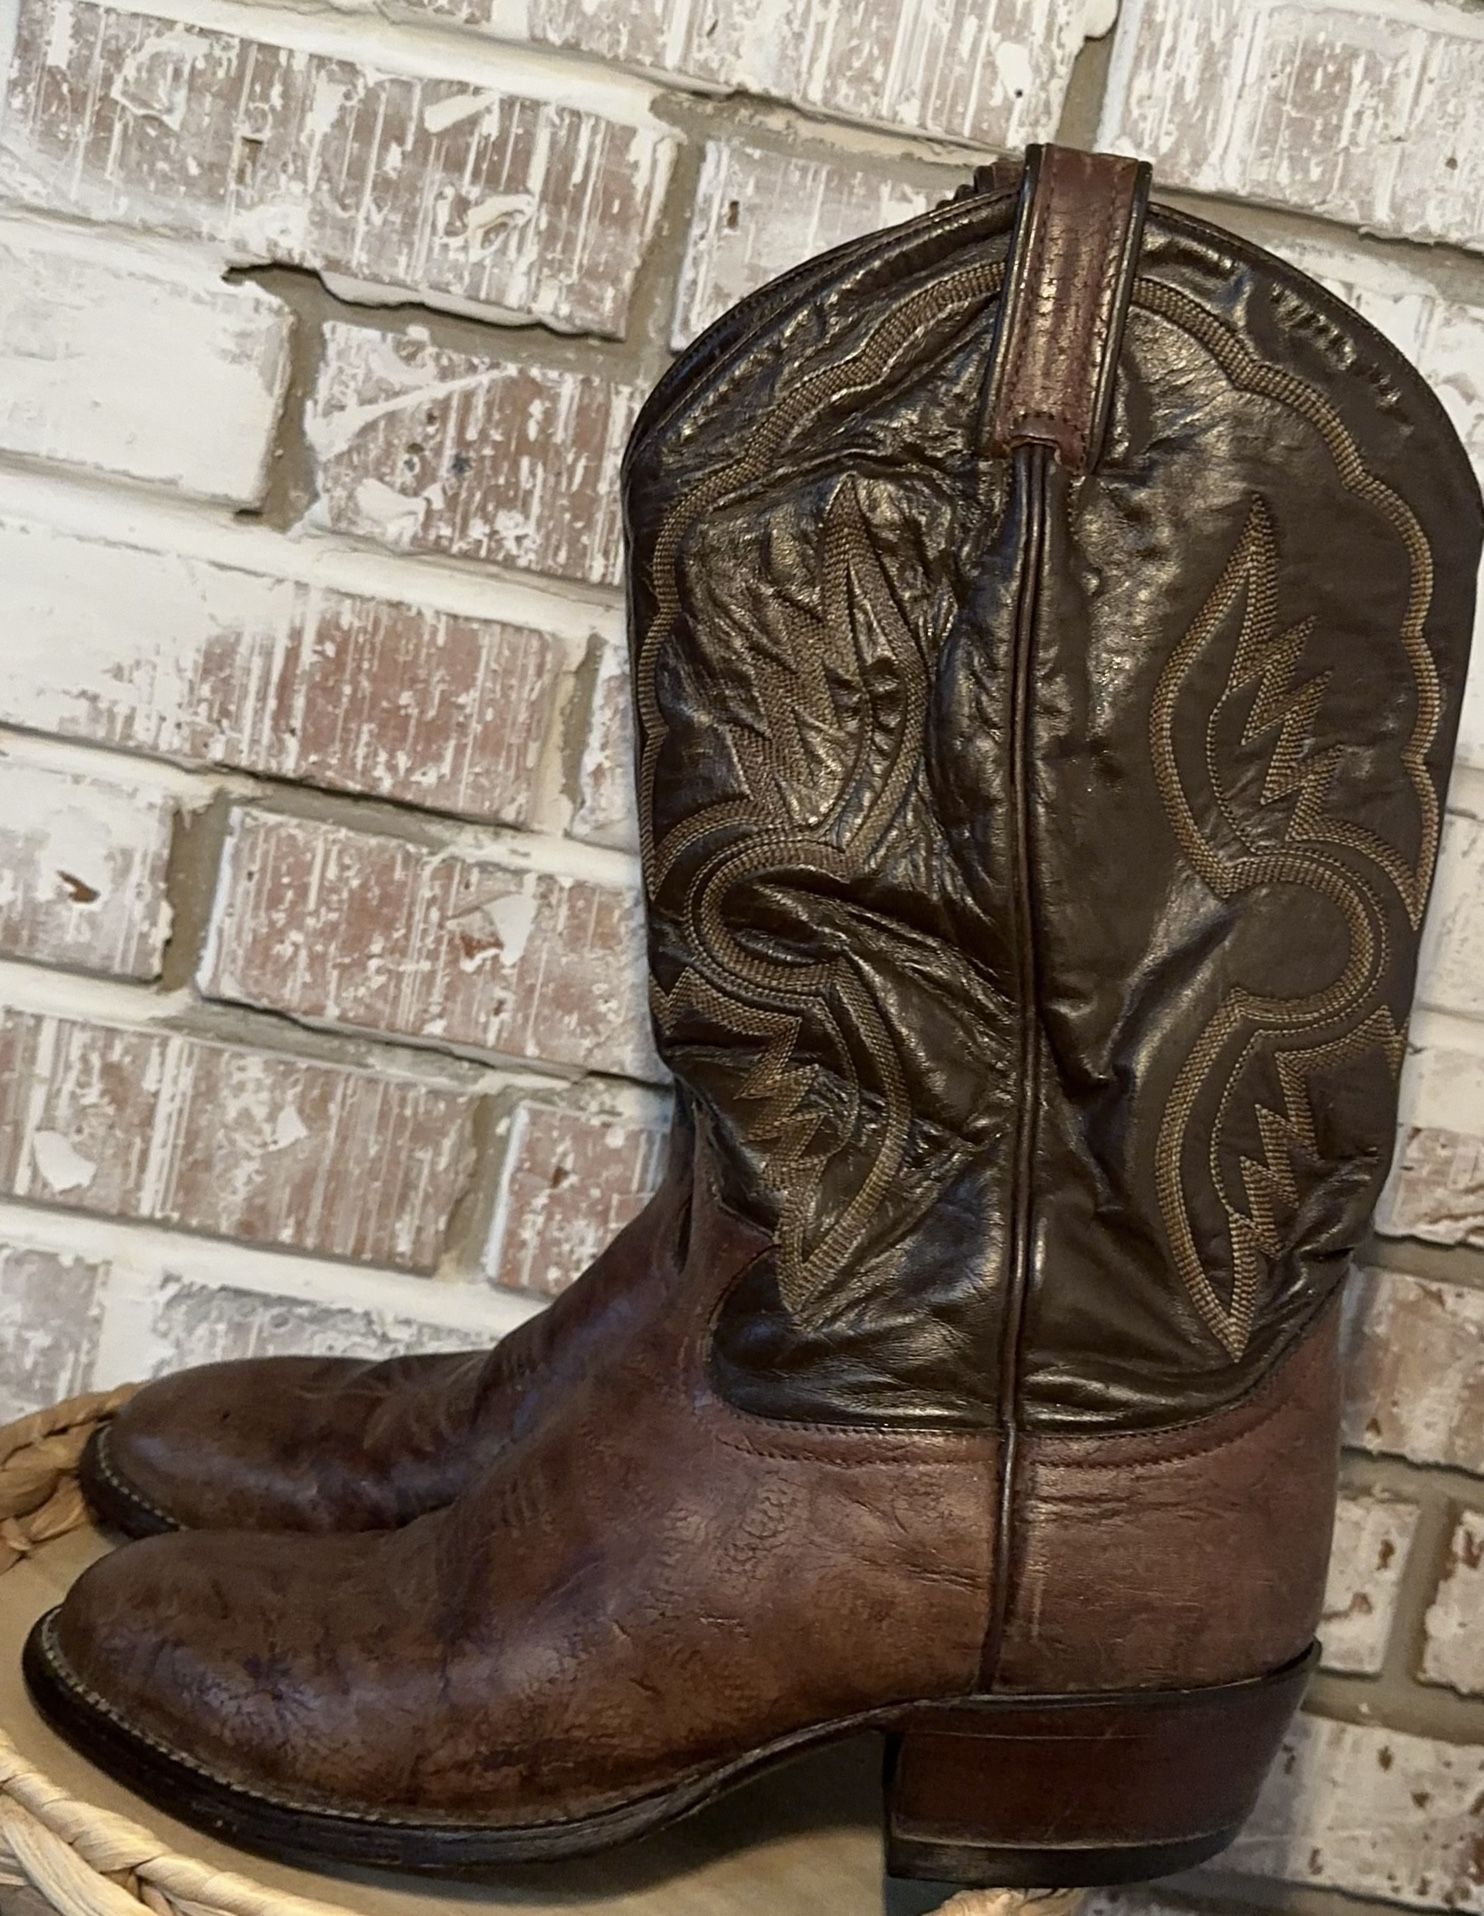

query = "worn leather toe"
[
  {"left": 88, "top": 1353, "right": 491, "bottom": 1536},
  {"left": 38, "top": 1524, "right": 442, "bottom": 1813}
]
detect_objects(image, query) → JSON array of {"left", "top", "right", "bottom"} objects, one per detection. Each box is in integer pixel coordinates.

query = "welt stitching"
[{"left": 91, "top": 1429, "right": 178, "bottom": 1531}]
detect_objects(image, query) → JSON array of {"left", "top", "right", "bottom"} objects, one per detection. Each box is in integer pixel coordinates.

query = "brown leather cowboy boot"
[
  {"left": 27, "top": 144, "right": 1480, "bottom": 1889},
  {"left": 80, "top": 1112, "right": 696, "bottom": 1537}
]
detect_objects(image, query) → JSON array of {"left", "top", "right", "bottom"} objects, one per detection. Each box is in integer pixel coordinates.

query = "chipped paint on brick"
[
  {"left": 0, "top": 1241, "right": 106, "bottom": 1419},
  {"left": 570, "top": 638, "right": 639, "bottom": 851},
  {"left": 0, "top": 0, "right": 675, "bottom": 332},
  {"left": 138, "top": 1272, "right": 479, "bottom": 1371},
  {"left": 1419, "top": 811, "right": 1484, "bottom": 1022},
  {"left": 306, "top": 324, "right": 639, "bottom": 583},
  {"left": 0, "top": 757, "right": 173, "bottom": 979},
  {"left": 0, "top": 1010, "right": 477, "bottom": 1270},
  {"left": 1102, "top": 0, "right": 1484, "bottom": 251},
  {"left": 482, "top": 1090, "right": 669, "bottom": 1294},
  {"left": 200, "top": 809, "right": 658, "bottom": 1080},
  {"left": 0, "top": 517, "right": 581, "bottom": 826},
  {"left": 1420, "top": 1506, "right": 1484, "bottom": 1696},
  {"left": 1345, "top": 1267, "right": 1484, "bottom": 1474},
  {"left": 1321, "top": 1491, "right": 1421, "bottom": 1675},
  {"left": 1227, "top": 1710, "right": 1484, "bottom": 1909},
  {"left": 502, "top": 0, "right": 1113, "bottom": 148},
  {"left": 673, "top": 140, "right": 940, "bottom": 346}
]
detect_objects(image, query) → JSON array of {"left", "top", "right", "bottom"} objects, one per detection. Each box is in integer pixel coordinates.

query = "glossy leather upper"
[{"left": 625, "top": 164, "right": 1482, "bottom": 1433}]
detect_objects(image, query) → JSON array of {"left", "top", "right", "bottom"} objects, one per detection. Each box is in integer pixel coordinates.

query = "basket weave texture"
[
  {"left": 0, "top": 1388, "right": 1074, "bottom": 1916},
  {"left": 0, "top": 1387, "right": 345, "bottom": 1915}
]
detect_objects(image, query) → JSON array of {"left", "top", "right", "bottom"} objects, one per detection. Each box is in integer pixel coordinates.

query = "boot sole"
[
  {"left": 78, "top": 1426, "right": 179, "bottom": 1541},
  {"left": 23, "top": 1609, "right": 1313, "bottom": 1887}
]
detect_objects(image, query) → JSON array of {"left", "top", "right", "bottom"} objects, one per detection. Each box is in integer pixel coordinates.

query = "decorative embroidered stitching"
[
  {"left": 638, "top": 263, "right": 1005, "bottom": 1326},
  {"left": 1138, "top": 280, "right": 1440, "bottom": 1360}
]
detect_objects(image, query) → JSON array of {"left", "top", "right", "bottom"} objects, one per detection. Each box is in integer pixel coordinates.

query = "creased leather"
[
  {"left": 625, "top": 160, "right": 1481, "bottom": 1434},
  {"left": 48, "top": 1123, "right": 997, "bottom": 1823},
  {"left": 95, "top": 1107, "right": 697, "bottom": 1532}
]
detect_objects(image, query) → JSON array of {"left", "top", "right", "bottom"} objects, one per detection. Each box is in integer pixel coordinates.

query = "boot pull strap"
[{"left": 985, "top": 143, "right": 1152, "bottom": 474}]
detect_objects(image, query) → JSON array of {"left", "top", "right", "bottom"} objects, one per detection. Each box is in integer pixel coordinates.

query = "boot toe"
[
  {"left": 28, "top": 1528, "right": 385, "bottom": 1814},
  {"left": 87, "top": 1358, "right": 363, "bottom": 1535}
]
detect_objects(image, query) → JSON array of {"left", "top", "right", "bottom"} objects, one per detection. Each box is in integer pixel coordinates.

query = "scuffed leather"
[
  {"left": 48, "top": 1124, "right": 997, "bottom": 1823},
  {"left": 96, "top": 1112, "right": 695, "bottom": 1532},
  {"left": 998, "top": 1299, "right": 1343, "bottom": 1692},
  {"left": 625, "top": 167, "right": 1482, "bottom": 1433}
]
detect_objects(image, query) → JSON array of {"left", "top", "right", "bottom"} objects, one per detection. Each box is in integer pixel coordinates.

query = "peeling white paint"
[
  {"left": 30, "top": 1127, "right": 98, "bottom": 1192},
  {"left": 0, "top": 217, "right": 291, "bottom": 505}
]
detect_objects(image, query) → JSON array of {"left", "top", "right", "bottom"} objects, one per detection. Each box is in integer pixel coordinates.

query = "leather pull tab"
[{"left": 985, "top": 144, "right": 1151, "bottom": 474}]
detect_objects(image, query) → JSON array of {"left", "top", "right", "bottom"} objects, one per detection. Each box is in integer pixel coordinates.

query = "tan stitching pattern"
[
  {"left": 1139, "top": 280, "right": 1440, "bottom": 1359},
  {"left": 638, "top": 263, "right": 1004, "bottom": 1324}
]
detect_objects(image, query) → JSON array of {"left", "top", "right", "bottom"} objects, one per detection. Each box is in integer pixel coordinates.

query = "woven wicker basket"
[{"left": 0, "top": 1390, "right": 1055, "bottom": 1916}]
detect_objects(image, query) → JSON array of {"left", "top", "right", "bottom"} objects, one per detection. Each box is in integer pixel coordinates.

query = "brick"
[
  {"left": 0, "top": 1010, "right": 476, "bottom": 1271},
  {"left": 673, "top": 140, "right": 939, "bottom": 347},
  {"left": 1380, "top": 1042, "right": 1484, "bottom": 1252},
  {"left": 1083, "top": 1896, "right": 1192, "bottom": 1916},
  {"left": 1101, "top": 0, "right": 1484, "bottom": 252},
  {"left": 1320, "top": 1491, "right": 1421, "bottom": 1675},
  {"left": 0, "top": 518, "right": 579, "bottom": 827},
  {"left": 0, "top": 757, "right": 172, "bottom": 979},
  {"left": 570, "top": 639, "right": 638, "bottom": 850},
  {"left": 306, "top": 324, "right": 638, "bottom": 585},
  {"left": 1420, "top": 1506, "right": 1484, "bottom": 1696},
  {"left": 0, "top": 220, "right": 289, "bottom": 504},
  {"left": 431, "top": 0, "right": 1112, "bottom": 148},
  {"left": 0, "top": 0, "right": 674, "bottom": 334},
  {"left": 0, "top": 1243, "right": 106, "bottom": 1422},
  {"left": 1227, "top": 1711, "right": 1484, "bottom": 1910},
  {"left": 200, "top": 810, "right": 656, "bottom": 1080},
  {"left": 1419, "top": 809, "right": 1484, "bottom": 1020},
  {"left": 1344, "top": 1268, "right": 1484, "bottom": 1475},
  {"left": 1381, "top": 1124, "right": 1484, "bottom": 1252},
  {"left": 481, "top": 1091, "right": 669, "bottom": 1295},
  {"left": 136, "top": 1274, "right": 477, "bottom": 1372}
]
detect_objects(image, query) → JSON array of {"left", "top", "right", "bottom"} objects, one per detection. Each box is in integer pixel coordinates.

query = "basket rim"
[{"left": 0, "top": 1386, "right": 347, "bottom": 1916}]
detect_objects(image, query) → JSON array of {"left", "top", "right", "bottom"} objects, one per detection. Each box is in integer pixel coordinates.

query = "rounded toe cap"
[
  {"left": 36, "top": 1527, "right": 382, "bottom": 1810},
  {"left": 88, "top": 1357, "right": 371, "bottom": 1535}
]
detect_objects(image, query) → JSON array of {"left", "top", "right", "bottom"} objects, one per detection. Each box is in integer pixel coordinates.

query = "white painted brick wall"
[
  {"left": 1419, "top": 1506, "right": 1484, "bottom": 1695},
  {"left": 1228, "top": 1712, "right": 1484, "bottom": 1909},
  {"left": 481, "top": 1089, "right": 669, "bottom": 1294},
  {"left": 1320, "top": 1490, "right": 1421, "bottom": 1674},
  {"left": 0, "top": 1242, "right": 106, "bottom": 1420},
  {"left": 304, "top": 322, "right": 640, "bottom": 583},
  {"left": 1345, "top": 1266, "right": 1484, "bottom": 1473},
  {"left": 199, "top": 808, "right": 657, "bottom": 1079},
  {"left": 0, "top": 756, "right": 174, "bottom": 979},
  {"left": 673, "top": 141, "right": 940, "bottom": 347},
  {"left": 0, "top": 0, "right": 676, "bottom": 333},
  {"left": 0, "top": 217, "right": 291, "bottom": 503},
  {"left": 0, "top": 513, "right": 608, "bottom": 829},
  {"left": 0, "top": 1008, "right": 480, "bottom": 1270},
  {"left": 1101, "top": 0, "right": 1484, "bottom": 252},
  {"left": 431, "top": 0, "right": 1117, "bottom": 149}
]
